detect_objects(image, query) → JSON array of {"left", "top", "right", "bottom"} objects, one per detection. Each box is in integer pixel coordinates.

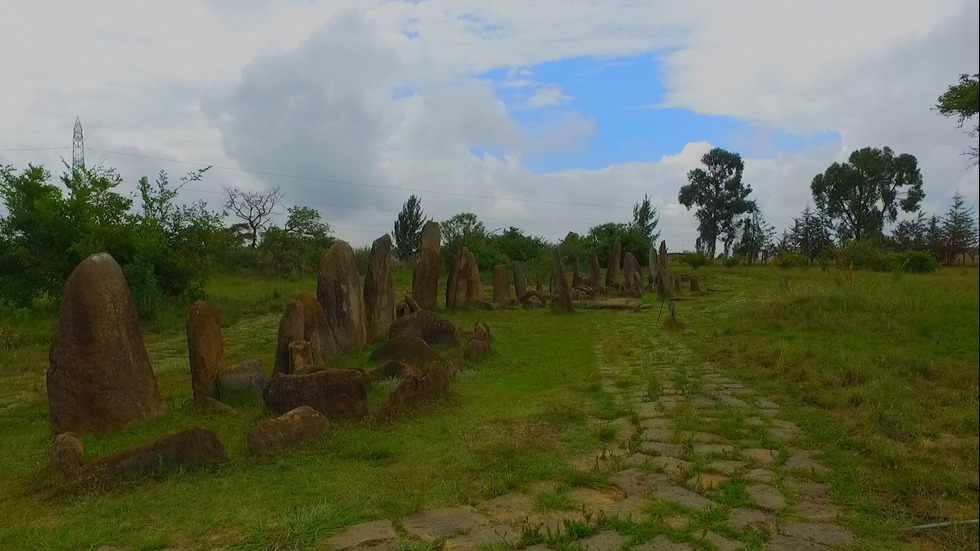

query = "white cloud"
[{"left": 526, "top": 84, "right": 574, "bottom": 108}]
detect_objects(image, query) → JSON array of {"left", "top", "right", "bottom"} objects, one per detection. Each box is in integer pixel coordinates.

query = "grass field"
[{"left": 0, "top": 265, "right": 977, "bottom": 550}]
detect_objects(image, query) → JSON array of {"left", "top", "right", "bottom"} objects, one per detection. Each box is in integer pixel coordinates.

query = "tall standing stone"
[
  {"left": 551, "top": 248, "right": 573, "bottom": 314},
  {"left": 605, "top": 237, "right": 622, "bottom": 286},
  {"left": 512, "top": 261, "right": 527, "bottom": 301},
  {"left": 47, "top": 253, "right": 165, "bottom": 435},
  {"left": 572, "top": 260, "right": 584, "bottom": 287},
  {"left": 317, "top": 241, "right": 367, "bottom": 352},
  {"left": 186, "top": 300, "right": 224, "bottom": 402},
  {"left": 648, "top": 246, "right": 658, "bottom": 288},
  {"left": 492, "top": 264, "right": 510, "bottom": 304},
  {"left": 656, "top": 240, "right": 673, "bottom": 300},
  {"left": 623, "top": 252, "right": 642, "bottom": 292},
  {"left": 275, "top": 293, "right": 335, "bottom": 375},
  {"left": 589, "top": 248, "right": 601, "bottom": 290},
  {"left": 446, "top": 247, "right": 481, "bottom": 310},
  {"left": 364, "top": 234, "right": 395, "bottom": 343},
  {"left": 412, "top": 221, "right": 441, "bottom": 310}
]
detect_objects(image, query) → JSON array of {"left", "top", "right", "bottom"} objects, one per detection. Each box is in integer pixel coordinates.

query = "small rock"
[
  {"left": 51, "top": 432, "right": 85, "bottom": 478},
  {"left": 246, "top": 406, "right": 329, "bottom": 455}
]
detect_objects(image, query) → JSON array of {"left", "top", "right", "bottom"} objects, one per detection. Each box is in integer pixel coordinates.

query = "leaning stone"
[
  {"left": 70, "top": 428, "right": 226, "bottom": 487},
  {"left": 373, "top": 361, "right": 458, "bottom": 421},
  {"left": 402, "top": 506, "right": 489, "bottom": 540},
  {"left": 263, "top": 369, "right": 369, "bottom": 418},
  {"left": 412, "top": 247, "right": 441, "bottom": 310},
  {"left": 551, "top": 248, "right": 573, "bottom": 314},
  {"left": 246, "top": 406, "right": 329, "bottom": 455},
  {"left": 274, "top": 294, "right": 335, "bottom": 375},
  {"left": 317, "top": 240, "right": 367, "bottom": 352},
  {"left": 364, "top": 234, "right": 395, "bottom": 343},
  {"left": 186, "top": 300, "right": 224, "bottom": 401},
  {"left": 370, "top": 335, "right": 444, "bottom": 365},
  {"left": 216, "top": 359, "right": 268, "bottom": 402},
  {"left": 320, "top": 520, "right": 397, "bottom": 550},
  {"left": 389, "top": 310, "right": 460, "bottom": 347},
  {"left": 404, "top": 295, "right": 420, "bottom": 313},
  {"left": 51, "top": 432, "right": 85, "bottom": 478},
  {"left": 623, "top": 252, "right": 642, "bottom": 292},
  {"left": 47, "top": 253, "right": 165, "bottom": 435},
  {"left": 273, "top": 300, "right": 305, "bottom": 375}
]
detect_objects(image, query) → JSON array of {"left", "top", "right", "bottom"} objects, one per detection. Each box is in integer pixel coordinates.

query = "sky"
[{"left": 1, "top": 0, "right": 977, "bottom": 249}]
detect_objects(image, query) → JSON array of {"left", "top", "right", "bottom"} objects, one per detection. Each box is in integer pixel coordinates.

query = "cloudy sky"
[{"left": 1, "top": 0, "right": 977, "bottom": 248}]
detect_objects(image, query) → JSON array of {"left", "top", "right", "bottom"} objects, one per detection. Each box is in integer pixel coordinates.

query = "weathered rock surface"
[
  {"left": 317, "top": 241, "right": 367, "bottom": 352},
  {"left": 70, "top": 428, "right": 226, "bottom": 487},
  {"left": 589, "top": 248, "right": 602, "bottom": 290},
  {"left": 623, "top": 252, "right": 642, "bottom": 292},
  {"left": 551, "top": 248, "right": 573, "bottom": 314},
  {"left": 512, "top": 261, "right": 527, "bottom": 302},
  {"left": 321, "top": 520, "right": 398, "bottom": 550},
  {"left": 51, "top": 432, "right": 85, "bottom": 478},
  {"left": 263, "top": 369, "right": 369, "bottom": 418},
  {"left": 389, "top": 309, "right": 460, "bottom": 347},
  {"left": 402, "top": 506, "right": 488, "bottom": 540},
  {"left": 372, "top": 360, "right": 417, "bottom": 380},
  {"left": 605, "top": 238, "right": 622, "bottom": 286},
  {"left": 374, "top": 361, "right": 458, "bottom": 421},
  {"left": 216, "top": 359, "right": 268, "bottom": 401},
  {"left": 364, "top": 234, "right": 395, "bottom": 343},
  {"left": 370, "top": 336, "right": 445, "bottom": 365},
  {"left": 412, "top": 247, "right": 440, "bottom": 311},
  {"left": 274, "top": 294, "right": 335, "bottom": 375},
  {"left": 246, "top": 405, "right": 329, "bottom": 455},
  {"left": 47, "top": 253, "right": 165, "bottom": 435},
  {"left": 464, "top": 339, "right": 490, "bottom": 361},
  {"left": 420, "top": 220, "right": 441, "bottom": 252},
  {"left": 186, "top": 300, "right": 224, "bottom": 402},
  {"left": 288, "top": 340, "right": 313, "bottom": 374},
  {"left": 492, "top": 264, "right": 510, "bottom": 304},
  {"left": 446, "top": 247, "right": 481, "bottom": 309}
]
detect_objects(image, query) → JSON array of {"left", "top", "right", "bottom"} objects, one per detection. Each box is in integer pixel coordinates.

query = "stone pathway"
[{"left": 302, "top": 313, "right": 856, "bottom": 551}]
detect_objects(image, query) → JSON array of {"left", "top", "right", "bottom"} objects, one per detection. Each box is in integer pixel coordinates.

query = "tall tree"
[
  {"left": 788, "top": 205, "right": 834, "bottom": 263},
  {"left": 284, "top": 206, "right": 330, "bottom": 241},
  {"left": 936, "top": 73, "right": 979, "bottom": 165},
  {"left": 631, "top": 194, "right": 661, "bottom": 243},
  {"left": 679, "top": 148, "right": 755, "bottom": 257},
  {"left": 891, "top": 211, "right": 928, "bottom": 251},
  {"left": 810, "top": 147, "right": 924, "bottom": 241},
  {"left": 941, "top": 191, "right": 979, "bottom": 265},
  {"left": 393, "top": 194, "right": 426, "bottom": 260},
  {"left": 441, "top": 213, "right": 487, "bottom": 256},
  {"left": 223, "top": 185, "right": 284, "bottom": 247},
  {"left": 733, "top": 211, "right": 775, "bottom": 265}
]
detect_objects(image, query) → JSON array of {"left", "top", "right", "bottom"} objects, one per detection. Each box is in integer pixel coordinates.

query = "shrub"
[
  {"left": 721, "top": 254, "right": 742, "bottom": 268},
  {"left": 775, "top": 251, "right": 807, "bottom": 269},
  {"left": 836, "top": 240, "right": 889, "bottom": 271},
  {"left": 681, "top": 251, "right": 713, "bottom": 269},
  {"left": 891, "top": 250, "right": 940, "bottom": 274}
]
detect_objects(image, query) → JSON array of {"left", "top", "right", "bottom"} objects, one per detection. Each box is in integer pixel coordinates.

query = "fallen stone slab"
[
  {"left": 246, "top": 406, "right": 329, "bottom": 455},
  {"left": 402, "top": 506, "right": 489, "bottom": 540},
  {"left": 746, "top": 483, "right": 787, "bottom": 511},
  {"left": 263, "top": 369, "right": 369, "bottom": 419},
  {"left": 68, "top": 428, "right": 226, "bottom": 487},
  {"left": 320, "top": 519, "right": 397, "bottom": 550},
  {"left": 216, "top": 359, "right": 268, "bottom": 401},
  {"left": 446, "top": 524, "right": 517, "bottom": 551},
  {"left": 572, "top": 299, "right": 648, "bottom": 310},
  {"left": 389, "top": 309, "right": 460, "bottom": 347},
  {"left": 370, "top": 335, "right": 444, "bottom": 366},
  {"left": 652, "top": 485, "right": 714, "bottom": 510},
  {"left": 778, "top": 522, "right": 854, "bottom": 546},
  {"left": 373, "top": 361, "right": 457, "bottom": 421}
]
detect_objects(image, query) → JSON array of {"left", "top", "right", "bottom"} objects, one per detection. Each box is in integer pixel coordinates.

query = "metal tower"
[{"left": 72, "top": 117, "right": 84, "bottom": 169}]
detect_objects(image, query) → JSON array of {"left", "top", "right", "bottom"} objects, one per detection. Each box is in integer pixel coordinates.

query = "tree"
[
  {"left": 891, "top": 211, "right": 928, "bottom": 251},
  {"left": 936, "top": 73, "right": 979, "bottom": 165},
  {"left": 492, "top": 226, "right": 548, "bottom": 263},
  {"left": 631, "top": 194, "right": 661, "bottom": 243},
  {"left": 393, "top": 194, "right": 426, "bottom": 260},
  {"left": 788, "top": 205, "right": 833, "bottom": 263},
  {"left": 734, "top": 211, "right": 775, "bottom": 265},
  {"left": 441, "top": 212, "right": 487, "bottom": 255},
  {"left": 941, "top": 191, "right": 979, "bottom": 265},
  {"left": 810, "top": 147, "right": 924, "bottom": 241},
  {"left": 586, "top": 222, "right": 649, "bottom": 266},
  {"left": 223, "top": 185, "right": 284, "bottom": 247},
  {"left": 284, "top": 206, "right": 330, "bottom": 241},
  {"left": 679, "top": 148, "right": 756, "bottom": 257}
]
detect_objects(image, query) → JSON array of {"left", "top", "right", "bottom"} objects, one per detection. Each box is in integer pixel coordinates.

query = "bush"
[
  {"left": 681, "top": 251, "right": 713, "bottom": 269},
  {"left": 721, "top": 254, "right": 742, "bottom": 268},
  {"left": 835, "top": 240, "right": 889, "bottom": 271},
  {"left": 775, "top": 251, "right": 807, "bottom": 269},
  {"left": 891, "top": 250, "right": 940, "bottom": 274}
]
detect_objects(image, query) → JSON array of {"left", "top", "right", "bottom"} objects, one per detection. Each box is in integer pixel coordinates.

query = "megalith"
[
  {"left": 186, "top": 300, "right": 224, "bottom": 402},
  {"left": 605, "top": 237, "right": 622, "bottom": 286},
  {"left": 446, "top": 247, "right": 481, "bottom": 310},
  {"left": 317, "top": 241, "right": 367, "bottom": 352},
  {"left": 47, "top": 253, "right": 165, "bottom": 435},
  {"left": 623, "top": 252, "right": 642, "bottom": 292},
  {"left": 492, "top": 264, "right": 510, "bottom": 304},
  {"left": 274, "top": 293, "right": 335, "bottom": 375},
  {"left": 512, "top": 261, "right": 527, "bottom": 301},
  {"left": 412, "top": 221, "right": 441, "bottom": 310},
  {"left": 551, "top": 248, "right": 573, "bottom": 314},
  {"left": 364, "top": 234, "right": 395, "bottom": 343},
  {"left": 589, "top": 248, "right": 602, "bottom": 290}
]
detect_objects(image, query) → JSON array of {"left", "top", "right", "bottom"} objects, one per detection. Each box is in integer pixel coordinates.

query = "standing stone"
[
  {"left": 656, "top": 240, "right": 673, "bottom": 300},
  {"left": 648, "top": 247, "right": 658, "bottom": 289},
  {"left": 288, "top": 341, "right": 312, "bottom": 373},
  {"left": 551, "top": 248, "right": 573, "bottom": 314},
  {"left": 186, "top": 300, "right": 224, "bottom": 402},
  {"left": 317, "top": 241, "right": 367, "bottom": 352},
  {"left": 512, "top": 261, "right": 527, "bottom": 301},
  {"left": 589, "top": 248, "right": 602, "bottom": 290},
  {"left": 572, "top": 260, "right": 584, "bottom": 287},
  {"left": 273, "top": 294, "right": 334, "bottom": 376},
  {"left": 492, "top": 264, "right": 510, "bottom": 304},
  {"left": 412, "top": 248, "right": 440, "bottom": 311},
  {"left": 47, "top": 253, "right": 165, "bottom": 435},
  {"left": 51, "top": 432, "right": 85, "bottom": 478},
  {"left": 623, "top": 253, "right": 642, "bottom": 292},
  {"left": 605, "top": 238, "right": 622, "bottom": 286},
  {"left": 446, "top": 247, "right": 481, "bottom": 310},
  {"left": 690, "top": 277, "right": 701, "bottom": 293},
  {"left": 420, "top": 220, "right": 441, "bottom": 252},
  {"left": 274, "top": 300, "right": 305, "bottom": 375},
  {"left": 364, "top": 234, "right": 395, "bottom": 343}
]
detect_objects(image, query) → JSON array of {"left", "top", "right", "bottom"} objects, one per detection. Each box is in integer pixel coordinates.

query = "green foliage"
[
  {"left": 493, "top": 226, "right": 549, "bottom": 265},
  {"left": 393, "top": 194, "right": 425, "bottom": 261},
  {"left": 811, "top": 146, "right": 925, "bottom": 240},
  {"left": 786, "top": 205, "right": 834, "bottom": 263},
  {"left": 586, "top": 222, "right": 650, "bottom": 266},
  {"left": 681, "top": 251, "right": 713, "bottom": 269},
  {"left": 774, "top": 251, "right": 807, "bottom": 269},
  {"left": 940, "top": 191, "right": 979, "bottom": 265},
  {"left": 733, "top": 211, "right": 775, "bottom": 265},
  {"left": 834, "top": 239, "right": 889, "bottom": 271},
  {"left": 630, "top": 194, "right": 661, "bottom": 243},
  {"left": 892, "top": 250, "right": 940, "bottom": 274},
  {"left": 256, "top": 206, "right": 333, "bottom": 278},
  {"left": 936, "top": 73, "right": 979, "bottom": 164},
  {"left": 721, "top": 254, "right": 742, "bottom": 268},
  {"left": 678, "top": 147, "right": 756, "bottom": 256},
  {"left": 440, "top": 213, "right": 507, "bottom": 271}
]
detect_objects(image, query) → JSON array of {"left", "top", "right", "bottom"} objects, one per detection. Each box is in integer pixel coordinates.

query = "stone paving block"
[
  {"left": 706, "top": 460, "right": 747, "bottom": 475},
  {"left": 745, "top": 469, "right": 777, "bottom": 484},
  {"left": 640, "top": 441, "right": 686, "bottom": 459},
  {"left": 636, "top": 402, "right": 660, "bottom": 418},
  {"left": 652, "top": 485, "right": 714, "bottom": 510},
  {"left": 605, "top": 496, "right": 650, "bottom": 521},
  {"left": 688, "top": 472, "right": 728, "bottom": 492},
  {"left": 445, "top": 524, "right": 517, "bottom": 551},
  {"left": 402, "top": 506, "right": 489, "bottom": 540},
  {"left": 320, "top": 520, "right": 397, "bottom": 550},
  {"left": 570, "top": 486, "right": 621, "bottom": 513},
  {"left": 784, "top": 450, "right": 830, "bottom": 475},
  {"left": 691, "top": 443, "right": 736, "bottom": 456},
  {"left": 740, "top": 448, "right": 779, "bottom": 467},
  {"left": 642, "top": 427, "right": 671, "bottom": 442},
  {"left": 480, "top": 493, "right": 534, "bottom": 523},
  {"left": 697, "top": 530, "right": 743, "bottom": 551},
  {"left": 650, "top": 455, "right": 691, "bottom": 479},
  {"left": 632, "top": 535, "right": 695, "bottom": 551},
  {"left": 766, "top": 535, "right": 825, "bottom": 550},
  {"left": 794, "top": 500, "right": 838, "bottom": 522},
  {"left": 746, "top": 483, "right": 787, "bottom": 511},
  {"left": 728, "top": 507, "right": 776, "bottom": 532},
  {"left": 609, "top": 468, "right": 667, "bottom": 496},
  {"left": 778, "top": 522, "right": 854, "bottom": 546},
  {"left": 640, "top": 418, "right": 673, "bottom": 430},
  {"left": 579, "top": 530, "right": 626, "bottom": 551}
]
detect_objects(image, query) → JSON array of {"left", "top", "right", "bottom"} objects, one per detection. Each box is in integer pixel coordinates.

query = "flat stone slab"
[
  {"left": 698, "top": 530, "right": 743, "bottom": 551},
  {"left": 579, "top": 531, "right": 626, "bottom": 551},
  {"left": 609, "top": 468, "right": 668, "bottom": 496},
  {"left": 706, "top": 460, "right": 746, "bottom": 475},
  {"left": 445, "top": 524, "right": 517, "bottom": 551},
  {"left": 652, "top": 485, "right": 714, "bottom": 510},
  {"left": 320, "top": 520, "right": 397, "bottom": 550},
  {"left": 795, "top": 500, "right": 838, "bottom": 522},
  {"left": 741, "top": 448, "right": 779, "bottom": 467},
  {"left": 570, "top": 486, "right": 621, "bottom": 513},
  {"left": 746, "top": 484, "right": 787, "bottom": 511},
  {"left": 632, "top": 535, "right": 695, "bottom": 551},
  {"left": 795, "top": 482, "right": 830, "bottom": 500},
  {"left": 767, "top": 535, "right": 825, "bottom": 550},
  {"left": 640, "top": 441, "right": 685, "bottom": 459},
  {"left": 402, "top": 506, "right": 489, "bottom": 540},
  {"left": 688, "top": 472, "right": 727, "bottom": 492},
  {"left": 651, "top": 455, "right": 691, "bottom": 479},
  {"left": 745, "top": 469, "right": 777, "bottom": 484},
  {"left": 639, "top": 418, "right": 673, "bottom": 430},
  {"left": 480, "top": 493, "right": 533, "bottom": 523},
  {"left": 691, "top": 444, "right": 735, "bottom": 456},
  {"left": 604, "top": 496, "right": 649, "bottom": 521},
  {"left": 728, "top": 508, "right": 776, "bottom": 532},
  {"left": 642, "top": 427, "right": 671, "bottom": 442},
  {"left": 778, "top": 522, "right": 854, "bottom": 546},
  {"left": 784, "top": 450, "right": 830, "bottom": 474},
  {"left": 635, "top": 402, "right": 660, "bottom": 418},
  {"left": 682, "top": 431, "right": 724, "bottom": 443}
]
